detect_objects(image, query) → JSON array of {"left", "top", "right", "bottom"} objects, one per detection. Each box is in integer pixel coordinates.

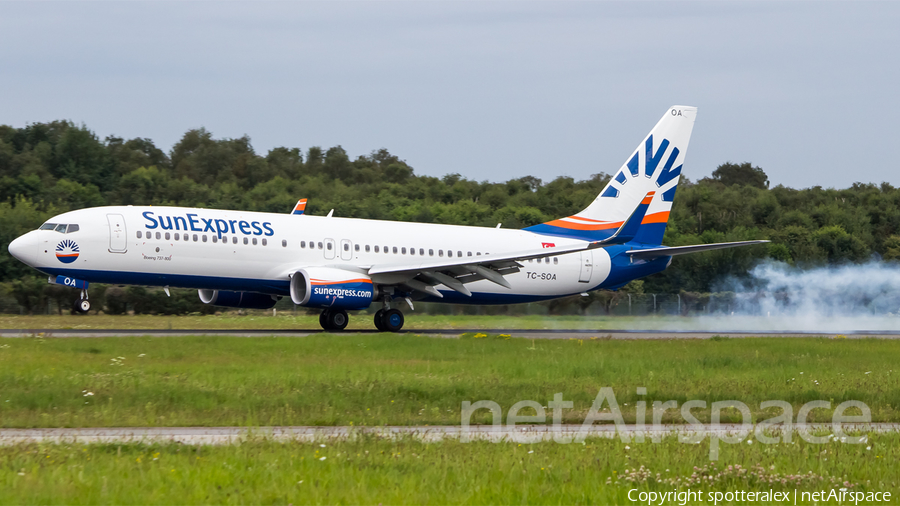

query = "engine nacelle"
[
  {"left": 290, "top": 267, "right": 376, "bottom": 310},
  {"left": 198, "top": 289, "right": 278, "bottom": 309}
]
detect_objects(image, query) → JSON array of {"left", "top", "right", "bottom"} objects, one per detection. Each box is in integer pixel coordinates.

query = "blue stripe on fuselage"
[{"left": 40, "top": 267, "right": 292, "bottom": 296}]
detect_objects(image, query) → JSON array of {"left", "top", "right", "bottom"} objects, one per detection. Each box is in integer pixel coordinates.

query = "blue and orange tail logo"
[
  {"left": 56, "top": 239, "right": 80, "bottom": 264},
  {"left": 292, "top": 199, "right": 307, "bottom": 215}
]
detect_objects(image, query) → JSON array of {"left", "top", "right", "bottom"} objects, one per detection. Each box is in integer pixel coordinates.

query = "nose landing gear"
[{"left": 73, "top": 289, "right": 90, "bottom": 314}]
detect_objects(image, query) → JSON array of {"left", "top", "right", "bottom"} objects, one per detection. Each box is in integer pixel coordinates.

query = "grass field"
[
  {"left": 0, "top": 334, "right": 897, "bottom": 427},
  {"left": 0, "top": 313, "right": 709, "bottom": 331},
  {"left": 1, "top": 434, "right": 897, "bottom": 504}
]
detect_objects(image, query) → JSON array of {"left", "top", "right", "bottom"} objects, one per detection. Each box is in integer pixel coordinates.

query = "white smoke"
[{"left": 695, "top": 260, "right": 900, "bottom": 332}]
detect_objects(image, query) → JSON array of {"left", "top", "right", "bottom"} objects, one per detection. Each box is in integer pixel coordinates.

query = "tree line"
[{"left": 1, "top": 120, "right": 898, "bottom": 313}]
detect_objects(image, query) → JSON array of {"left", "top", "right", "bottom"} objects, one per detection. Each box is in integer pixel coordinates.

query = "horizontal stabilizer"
[{"left": 625, "top": 240, "right": 770, "bottom": 260}]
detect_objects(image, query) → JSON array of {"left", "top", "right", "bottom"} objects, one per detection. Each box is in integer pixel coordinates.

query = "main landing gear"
[
  {"left": 317, "top": 299, "right": 407, "bottom": 333},
  {"left": 319, "top": 309, "right": 349, "bottom": 331},
  {"left": 73, "top": 289, "right": 90, "bottom": 314},
  {"left": 373, "top": 308, "right": 404, "bottom": 332}
]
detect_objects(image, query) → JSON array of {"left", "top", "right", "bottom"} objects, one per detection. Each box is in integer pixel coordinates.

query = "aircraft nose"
[{"left": 8, "top": 232, "right": 36, "bottom": 265}]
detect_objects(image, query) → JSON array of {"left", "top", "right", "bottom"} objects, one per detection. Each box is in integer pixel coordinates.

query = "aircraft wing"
[
  {"left": 366, "top": 241, "right": 599, "bottom": 298},
  {"left": 366, "top": 191, "right": 657, "bottom": 298},
  {"left": 625, "top": 240, "right": 770, "bottom": 260}
]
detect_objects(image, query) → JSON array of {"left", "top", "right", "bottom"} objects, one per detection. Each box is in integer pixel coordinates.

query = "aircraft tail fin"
[
  {"left": 291, "top": 199, "right": 307, "bottom": 215},
  {"left": 524, "top": 106, "right": 696, "bottom": 244}
]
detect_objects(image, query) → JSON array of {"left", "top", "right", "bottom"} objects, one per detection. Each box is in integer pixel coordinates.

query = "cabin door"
[
  {"left": 578, "top": 251, "right": 593, "bottom": 283},
  {"left": 107, "top": 214, "right": 127, "bottom": 253}
]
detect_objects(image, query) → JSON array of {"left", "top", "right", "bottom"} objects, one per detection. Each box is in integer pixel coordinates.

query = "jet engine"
[
  {"left": 198, "top": 289, "right": 279, "bottom": 309},
  {"left": 290, "top": 267, "right": 377, "bottom": 310}
]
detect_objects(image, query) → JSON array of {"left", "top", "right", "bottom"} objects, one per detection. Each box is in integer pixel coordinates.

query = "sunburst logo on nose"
[{"left": 55, "top": 239, "right": 80, "bottom": 264}]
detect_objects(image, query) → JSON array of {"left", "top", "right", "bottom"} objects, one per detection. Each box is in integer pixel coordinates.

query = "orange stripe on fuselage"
[
  {"left": 544, "top": 219, "right": 623, "bottom": 231},
  {"left": 55, "top": 253, "right": 79, "bottom": 258},
  {"left": 640, "top": 211, "right": 670, "bottom": 224}
]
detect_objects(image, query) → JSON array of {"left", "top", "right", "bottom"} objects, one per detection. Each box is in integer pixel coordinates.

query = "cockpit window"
[{"left": 39, "top": 223, "right": 79, "bottom": 233}]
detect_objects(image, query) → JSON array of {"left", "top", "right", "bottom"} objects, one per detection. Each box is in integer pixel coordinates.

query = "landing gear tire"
[
  {"left": 381, "top": 308, "right": 404, "bottom": 332},
  {"left": 320, "top": 309, "right": 349, "bottom": 331},
  {"left": 373, "top": 309, "right": 386, "bottom": 332},
  {"left": 74, "top": 298, "right": 91, "bottom": 314}
]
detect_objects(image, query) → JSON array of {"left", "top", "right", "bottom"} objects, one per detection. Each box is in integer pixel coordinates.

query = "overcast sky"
[{"left": 2, "top": 1, "right": 898, "bottom": 189}]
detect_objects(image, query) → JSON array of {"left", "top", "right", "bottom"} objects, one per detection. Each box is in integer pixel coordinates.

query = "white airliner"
[{"left": 8, "top": 106, "right": 766, "bottom": 332}]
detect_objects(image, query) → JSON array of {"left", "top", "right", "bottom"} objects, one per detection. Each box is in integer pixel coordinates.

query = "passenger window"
[
  {"left": 477, "top": 252, "right": 482, "bottom": 256},
  {"left": 253, "top": 238, "right": 258, "bottom": 245},
  {"left": 468, "top": 252, "right": 472, "bottom": 256},
  {"left": 318, "top": 242, "right": 323, "bottom": 249},
  {"left": 193, "top": 234, "right": 199, "bottom": 242},
  {"left": 174, "top": 233, "right": 179, "bottom": 241},
  {"left": 262, "top": 239, "right": 267, "bottom": 246},
  {"left": 355, "top": 244, "right": 360, "bottom": 252},
  {"left": 448, "top": 250, "right": 453, "bottom": 257},
  {"left": 410, "top": 248, "right": 415, "bottom": 256},
  {"left": 165, "top": 232, "right": 171, "bottom": 240},
  {"left": 553, "top": 257, "right": 558, "bottom": 264},
  {"left": 137, "top": 231, "right": 142, "bottom": 239},
  {"left": 457, "top": 251, "right": 462, "bottom": 257},
  {"left": 301, "top": 241, "right": 306, "bottom": 248},
  {"left": 282, "top": 240, "right": 287, "bottom": 247},
  {"left": 365, "top": 245, "right": 371, "bottom": 252},
  {"left": 156, "top": 232, "right": 161, "bottom": 240},
  {"left": 374, "top": 245, "right": 379, "bottom": 253},
  {"left": 221, "top": 236, "right": 227, "bottom": 243},
  {"left": 212, "top": 236, "right": 218, "bottom": 243},
  {"left": 402, "top": 247, "right": 407, "bottom": 254},
  {"left": 383, "top": 246, "right": 388, "bottom": 253},
  {"left": 55, "top": 224, "right": 67, "bottom": 233},
  {"left": 243, "top": 237, "right": 248, "bottom": 245},
  {"left": 67, "top": 224, "right": 79, "bottom": 233},
  {"left": 202, "top": 235, "right": 207, "bottom": 242},
  {"left": 393, "top": 247, "right": 398, "bottom": 254},
  {"left": 419, "top": 248, "right": 424, "bottom": 256},
  {"left": 232, "top": 237, "right": 237, "bottom": 244},
  {"left": 439, "top": 250, "right": 444, "bottom": 257},
  {"left": 429, "top": 249, "right": 434, "bottom": 256},
  {"left": 40, "top": 223, "right": 57, "bottom": 230},
  {"left": 327, "top": 242, "right": 332, "bottom": 250},
  {"left": 343, "top": 243, "right": 349, "bottom": 251}
]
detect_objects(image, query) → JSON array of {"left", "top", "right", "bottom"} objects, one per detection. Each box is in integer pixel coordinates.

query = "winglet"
[
  {"left": 590, "top": 191, "right": 655, "bottom": 246},
  {"left": 292, "top": 199, "right": 307, "bottom": 215}
]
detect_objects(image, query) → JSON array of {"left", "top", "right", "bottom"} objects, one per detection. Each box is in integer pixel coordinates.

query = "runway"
[
  {"left": 1, "top": 328, "right": 899, "bottom": 339},
  {"left": 1, "top": 424, "right": 897, "bottom": 445}
]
